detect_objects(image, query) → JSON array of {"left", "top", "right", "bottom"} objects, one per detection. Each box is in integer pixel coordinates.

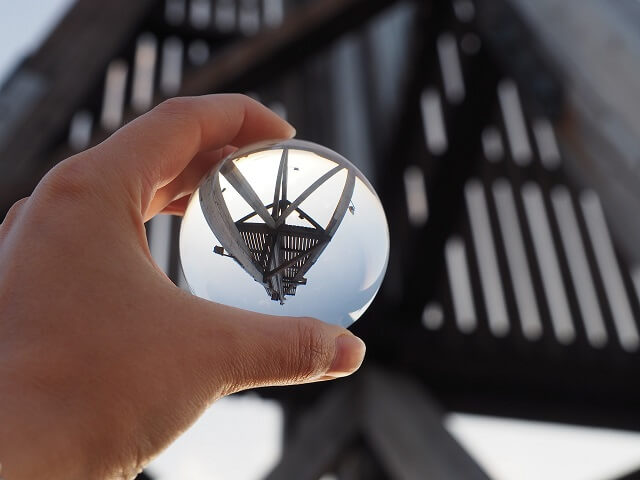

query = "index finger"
[{"left": 88, "top": 94, "right": 295, "bottom": 214}]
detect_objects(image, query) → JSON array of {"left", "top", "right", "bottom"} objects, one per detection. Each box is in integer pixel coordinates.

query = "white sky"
[
  {"left": 447, "top": 413, "right": 640, "bottom": 480},
  {"left": 6, "top": 3, "right": 640, "bottom": 480},
  {"left": 147, "top": 394, "right": 283, "bottom": 480},
  {"left": 0, "top": 0, "right": 75, "bottom": 86}
]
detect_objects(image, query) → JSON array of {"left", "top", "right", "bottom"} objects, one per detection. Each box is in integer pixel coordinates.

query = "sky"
[
  {"left": 147, "top": 394, "right": 283, "bottom": 480},
  {"left": 0, "top": 0, "right": 75, "bottom": 86},
  {"left": 5, "top": 2, "right": 640, "bottom": 480}
]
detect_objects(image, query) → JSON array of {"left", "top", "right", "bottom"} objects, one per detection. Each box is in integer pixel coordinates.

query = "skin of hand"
[{"left": 0, "top": 94, "right": 366, "bottom": 480}]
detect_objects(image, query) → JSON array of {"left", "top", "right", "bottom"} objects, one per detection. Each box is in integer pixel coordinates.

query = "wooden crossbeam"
[
  {"left": 40, "top": 0, "right": 399, "bottom": 177},
  {"left": 266, "top": 367, "right": 490, "bottom": 480}
]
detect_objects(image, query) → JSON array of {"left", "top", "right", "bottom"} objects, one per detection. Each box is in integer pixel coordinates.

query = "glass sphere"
[{"left": 179, "top": 139, "right": 389, "bottom": 327}]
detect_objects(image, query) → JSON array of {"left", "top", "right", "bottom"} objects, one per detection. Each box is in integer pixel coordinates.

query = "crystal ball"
[{"left": 179, "top": 139, "right": 389, "bottom": 327}]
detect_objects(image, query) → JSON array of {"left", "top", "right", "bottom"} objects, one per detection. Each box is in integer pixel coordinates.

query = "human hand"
[{"left": 0, "top": 95, "right": 366, "bottom": 480}]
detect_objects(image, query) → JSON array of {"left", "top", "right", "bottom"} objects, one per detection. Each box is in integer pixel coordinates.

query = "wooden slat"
[
  {"left": 362, "top": 368, "right": 491, "bottom": 480},
  {"left": 45, "top": 0, "right": 398, "bottom": 171},
  {"left": 265, "top": 381, "right": 359, "bottom": 480}
]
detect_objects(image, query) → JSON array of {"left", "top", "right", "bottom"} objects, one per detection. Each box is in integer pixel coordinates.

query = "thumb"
[{"left": 184, "top": 299, "right": 366, "bottom": 395}]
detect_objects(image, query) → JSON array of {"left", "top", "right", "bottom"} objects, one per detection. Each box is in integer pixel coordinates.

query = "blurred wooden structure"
[{"left": 3, "top": 0, "right": 640, "bottom": 478}]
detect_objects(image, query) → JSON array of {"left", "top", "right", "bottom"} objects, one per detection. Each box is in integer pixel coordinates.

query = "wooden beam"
[
  {"left": 291, "top": 168, "right": 354, "bottom": 282},
  {"left": 361, "top": 367, "right": 491, "bottom": 480},
  {"left": 276, "top": 165, "right": 344, "bottom": 227},
  {"left": 267, "top": 366, "right": 490, "bottom": 480},
  {"left": 200, "top": 173, "right": 264, "bottom": 282},
  {"left": 272, "top": 147, "right": 289, "bottom": 220},
  {"left": 180, "top": 0, "right": 398, "bottom": 95},
  {"left": 1, "top": 0, "right": 397, "bottom": 217},
  {"left": 266, "top": 382, "right": 360, "bottom": 480},
  {"left": 44, "top": 0, "right": 399, "bottom": 174},
  {"left": 264, "top": 240, "right": 326, "bottom": 280},
  {"left": 220, "top": 161, "right": 277, "bottom": 228}
]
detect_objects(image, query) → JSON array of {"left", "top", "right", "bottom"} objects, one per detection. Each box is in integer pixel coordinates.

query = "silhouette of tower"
[{"left": 201, "top": 144, "right": 356, "bottom": 304}]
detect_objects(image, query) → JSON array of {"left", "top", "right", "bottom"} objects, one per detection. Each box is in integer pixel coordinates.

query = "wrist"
[{"left": 0, "top": 378, "right": 86, "bottom": 480}]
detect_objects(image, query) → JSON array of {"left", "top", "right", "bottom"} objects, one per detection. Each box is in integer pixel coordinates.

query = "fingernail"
[
  {"left": 286, "top": 124, "right": 297, "bottom": 138},
  {"left": 326, "top": 334, "right": 366, "bottom": 378}
]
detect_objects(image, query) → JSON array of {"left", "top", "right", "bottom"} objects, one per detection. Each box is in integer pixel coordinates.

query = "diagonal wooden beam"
[
  {"left": 272, "top": 147, "right": 289, "bottom": 219},
  {"left": 325, "top": 169, "right": 356, "bottom": 236},
  {"left": 221, "top": 161, "right": 276, "bottom": 229},
  {"left": 200, "top": 174, "right": 263, "bottom": 282},
  {"left": 276, "top": 165, "right": 344, "bottom": 227},
  {"left": 266, "top": 366, "right": 491, "bottom": 480},
  {"left": 265, "top": 382, "right": 360, "bottom": 480},
  {"left": 264, "top": 240, "right": 327, "bottom": 280},
  {"left": 291, "top": 169, "right": 355, "bottom": 282},
  {"left": 361, "top": 368, "right": 491, "bottom": 480},
  {"left": 282, "top": 149, "right": 289, "bottom": 206},
  {"left": 179, "top": 0, "right": 399, "bottom": 96},
  {"left": 3, "top": 0, "right": 400, "bottom": 217},
  {"left": 38, "top": 0, "right": 399, "bottom": 178},
  {"left": 267, "top": 233, "right": 285, "bottom": 303},
  {"left": 36, "top": 0, "right": 397, "bottom": 173}
]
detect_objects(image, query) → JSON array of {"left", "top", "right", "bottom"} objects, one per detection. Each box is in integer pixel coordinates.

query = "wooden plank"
[
  {"left": 220, "top": 160, "right": 277, "bottom": 228},
  {"left": 201, "top": 173, "right": 264, "bottom": 282},
  {"left": 265, "top": 383, "right": 359, "bottom": 480},
  {"left": 43, "top": 0, "right": 398, "bottom": 173},
  {"left": 267, "top": 366, "right": 490, "bottom": 480},
  {"left": 361, "top": 367, "right": 491, "bottom": 480},
  {"left": 291, "top": 168, "right": 355, "bottom": 282},
  {"left": 276, "top": 165, "right": 344, "bottom": 227},
  {"left": 180, "top": 0, "right": 398, "bottom": 96}
]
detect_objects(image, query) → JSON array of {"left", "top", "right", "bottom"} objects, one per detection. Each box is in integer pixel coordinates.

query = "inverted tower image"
[{"left": 201, "top": 147, "right": 356, "bottom": 304}]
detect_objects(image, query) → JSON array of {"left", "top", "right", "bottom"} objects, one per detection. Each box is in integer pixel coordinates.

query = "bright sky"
[
  {"left": 6, "top": 2, "right": 640, "bottom": 480},
  {"left": 447, "top": 413, "right": 640, "bottom": 480},
  {"left": 147, "top": 394, "right": 283, "bottom": 480},
  {"left": 0, "top": 0, "right": 75, "bottom": 86}
]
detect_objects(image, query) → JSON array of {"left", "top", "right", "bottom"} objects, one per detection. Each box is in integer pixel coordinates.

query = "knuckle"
[
  {"left": 289, "top": 317, "right": 333, "bottom": 381},
  {"left": 153, "top": 96, "right": 201, "bottom": 147},
  {"left": 207, "top": 314, "right": 335, "bottom": 393},
  {"left": 39, "top": 157, "right": 98, "bottom": 203},
  {"left": 2, "top": 197, "right": 29, "bottom": 227},
  {"left": 227, "top": 93, "right": 251, "bottom": 104},
  {"left": 155, "top": 96, "right": 194, "bottom": 117}
]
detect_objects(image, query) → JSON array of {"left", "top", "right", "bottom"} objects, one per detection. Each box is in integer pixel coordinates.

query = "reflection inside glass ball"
[{"left": 179, "top": 139, "right": 389, "bottom": 327}]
